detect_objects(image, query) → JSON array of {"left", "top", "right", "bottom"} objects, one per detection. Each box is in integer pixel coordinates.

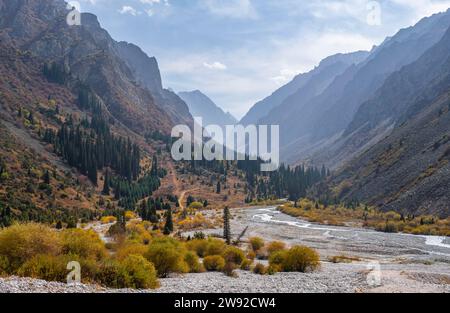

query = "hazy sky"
[{"left": 77, "top": 0, "right": 450, "bottom": 119}]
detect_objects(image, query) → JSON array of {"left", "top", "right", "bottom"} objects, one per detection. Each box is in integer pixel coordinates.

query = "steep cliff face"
[
  {"left": 115, "top": 41, "right": 193, "bottom": 126},
  {"left": 245, "top": 10, "right": 450, "bottom": 168},
  {"left": 0, "top": 0, "right": 186, "bottom": 135},
  {"left": 240, "top": 51, "right": 369, "bottom": 127},
  {"left": 317, "top": 27, "right": 450, "bottom": 217}
]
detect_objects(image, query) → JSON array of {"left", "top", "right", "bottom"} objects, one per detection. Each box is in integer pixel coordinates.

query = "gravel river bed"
[{"left": 1, "top": 206, "right": 449, "bottom": 293}]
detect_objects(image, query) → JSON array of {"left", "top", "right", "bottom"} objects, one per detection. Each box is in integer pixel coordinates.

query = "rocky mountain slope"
[
  {"left": 0, "top": 0, "right": 193, "bottom": 135},
  {"left": 260, "top": 51, "right": 369, "bottom": 148},
  {"left": 178, "top": 90, "right": 237, "bottom": 127},
  {"left": 116, "top": 42, "right": 192, "bottom": 127},
  {"left": 314, "top": 26, "right": 450, "bottom": 216},
  {"left": 240, "top": 51, "right": 369, "bottom": 126},
  {"left": 245, "top": 10, "right": 450, "bottom": 167}
]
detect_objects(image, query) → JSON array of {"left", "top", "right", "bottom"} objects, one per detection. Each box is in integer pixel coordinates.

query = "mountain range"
[
  {"left": 1, "top": 0, "right": 449, "bottom": 217},
  {"left": 0, "top": 0, "right": 192, "bottom": 135},
  {"left": 178, "top": 90, "right": 237, "bottom": 128},
  {"left": 240, "top": 9, "right": 450, "bottom": 216}
]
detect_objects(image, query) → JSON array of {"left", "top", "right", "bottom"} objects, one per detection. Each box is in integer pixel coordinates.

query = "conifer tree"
[
  {"left": 216, "top": 181, "right": 221, "bottom": 194},
  {"left": 223, "top": 206, "right": 231, "bottom": 245},
  {"left": 43, "top": 170, "right": 51, "bottom": 185},
  {"left": 163, "top": 208, "right": 173, "bottom": 235},
  {"left": 102, "top": 169, "right": 110, "bottom": 195}
]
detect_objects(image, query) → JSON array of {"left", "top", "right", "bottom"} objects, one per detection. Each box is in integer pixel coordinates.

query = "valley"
[
  {"left": 0, "top": 0, "right": 449, "bottom": 295},
  {"left": 1, "top": 206, "right": 449, "bottom": 293}
]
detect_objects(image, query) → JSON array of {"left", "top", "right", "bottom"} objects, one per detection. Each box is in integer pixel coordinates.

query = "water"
[{"left": 250, "top": 207, "right": 450, "bottom": 257}]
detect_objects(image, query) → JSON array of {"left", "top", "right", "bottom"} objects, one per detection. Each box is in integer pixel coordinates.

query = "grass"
[{"left": 328, "top": 255, "right": 361, "bottom": 263}]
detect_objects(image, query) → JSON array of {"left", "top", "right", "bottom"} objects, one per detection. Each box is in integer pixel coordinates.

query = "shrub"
[
  {"left": 266, "top": 241, "right": 286, "bottom": 255},
  {"left": 101, "top": 216, "right": 117, "bottom": 224},
  {"left": 384, "top": 222, "right": 398, "bottom": 233},
  {"left": 115, "top": 243, "right": 148, "bottom": 261},
  {"left": 246, "top": 250, "right": 256, "bottom": 260},
  {"left": 249, "top": 237, "right": 265, "bottom": 252},
  {"left": 205, "top": 238, "right": 226, "bottom": 256},
  {"left": 0, "top": 255, "right": 9, "bottom": 276},
  {"left": 184, "top": 251, "right": 204, "bottom": 273},
  {"left": 253, "top": 263, "right": 267, "bottom": 275},
  {"left": 223, "top": 261, "right": 238, "bottom": 277},
  {"left": 203, "top": 255, "right": 225, "bottom": 271},
  {"left": 188, "top": 202, "right": 204, "bottom": 210},
  {"left": 124, "top": 211, "right": 136, "bottom": 221},
  {"left": 328, "top": 255, "right": 361, "bottom": 264},
  {"left": 186, "top": 238, "right": 226, "bottom": 257},
  {"left": 267, "top": 265, "right": 278, "bottom": 275},
  {"left": 281, "top": 246, "right": 320, "bottom": 272},
  {"left": 222, "top": 246, "right": 245, "bottom": 265},
  {"left": 186, "top": 239, "right": 209, "bottom": 257},
  {"left": 120, "top": 254, "right": 159, "bottom": 289},
  {"left": 240, "top": 258, "right": 253, "bottom": 271},
  {"left": 96, "top": 259, "right": 130, "bottom": 288},
  {"left": 0, "top": 223, "right": 61, "bottom": 271},
  {"left": 145, "top": 237, "right": 188, "bottom": 277},
  {"left": 268, "top": 250, "right": 287, "bottom": 269},
  {"left": 126, "top": 222, "right": 152, "bottom": 245},
  {"left": 17, "top": 254, "right": 69, "bottom": 282},
  {"left": 60, "top": 228, "right": 107, "bottom": 260}
]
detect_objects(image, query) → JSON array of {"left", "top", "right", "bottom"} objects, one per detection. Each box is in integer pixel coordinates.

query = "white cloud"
[
  {"left": 119, "top": 5, "right": 139, "bottom": 16},
  {"left": 140, "top": 0, "right": 170, "bottom": 6},
  {"left": 271, "top": 69, "right": 300, "bottom": 86},
  {"left": 158, "top": 28, "right": 378, "bottom": 118},
  {"left": 203, "top": 61, "right": 227, "bottom": 70},
  {"left": 204, "top": 0, "right": 258, "bottom": 19},
  {"left": 390, "top": 0, "right": 450, "bottom": 21}
]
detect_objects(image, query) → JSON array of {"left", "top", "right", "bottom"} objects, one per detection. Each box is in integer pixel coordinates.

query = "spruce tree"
[
  {"left": 151, "top": 155, "right": 158, "bottom": 176},
  {"left": 216, "top": 181, "right": 221, "bottom": 194},
  {"left": 102, "top": 170, "right": 110, "bottom": 195},
  {"left": 223, "top": 206, "right": 231, "bottom": 245},
  {"left": 163, "top": 208, "right": 173, "bottom": 235},
  {"left": 43, "top": 170, "right": 51, "bottom": 185}
]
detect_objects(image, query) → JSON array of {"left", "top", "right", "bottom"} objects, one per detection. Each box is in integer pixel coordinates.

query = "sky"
[{"left": 76, "top": 0, "right": 450, "bottom": 119}]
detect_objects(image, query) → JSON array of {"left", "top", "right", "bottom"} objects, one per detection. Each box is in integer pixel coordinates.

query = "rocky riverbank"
[{"left": 2, "top": 260, "right": 449, "bottom": 293}]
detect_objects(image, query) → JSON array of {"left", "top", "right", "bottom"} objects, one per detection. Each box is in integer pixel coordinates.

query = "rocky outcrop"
[{"left": 0, "top": 0, "right": 191, "bottom": 134}]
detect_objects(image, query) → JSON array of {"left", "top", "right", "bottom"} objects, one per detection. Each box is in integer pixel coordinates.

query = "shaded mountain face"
[
  {"left": 115, "top": 42, "right": 192, "bottom": 126},
  {"left": 0, "top": 0, "right": 191, "bottom": 134},
  {"left": 178, "top": 90, "right": 237, "bottom": 127},
  {"left": 240, "top": 51, "right": 369, "bottom": 126},
  {"left": 248, "top": 12, "right": 450, "bottom": 168},
  {"left": 306, "top": 10, "right": 450, "bottom": 170},
  {"left": 312, "top": 26, "right": 450, "bottom": 217},
  {"left": 260, "top": 51, "right": 369, "bottom": 148}
]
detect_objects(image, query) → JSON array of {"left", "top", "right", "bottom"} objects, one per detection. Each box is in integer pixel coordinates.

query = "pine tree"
[
  {"left": 55, "top": 220, "right": 63, "bottom": 229},
  {"left": 223, "top": 206, "right": 231, "bottom": 245},
  {"left": 102, "top": 169, "right": 110, "bottom": 195},
  {"left": 216, "top": 181, "right": 221, "bottom": 194},
  {"left": 151, "top": 155, "right": 158, "bottom": 176},
  {"left": 43, "top": 170, "right": 51, "bottom": 185},
  {"left": 163, "top": 208, "right": 173, "bottom": 235}
]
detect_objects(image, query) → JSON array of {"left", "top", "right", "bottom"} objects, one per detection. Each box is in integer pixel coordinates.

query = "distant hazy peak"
[{"left": 178, "top": 90, "right": 237, "bottom": 126}]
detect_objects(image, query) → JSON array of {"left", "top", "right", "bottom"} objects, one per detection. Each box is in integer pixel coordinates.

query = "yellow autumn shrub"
[{"left": 0, "top": 223, "right": 61, "bottom": 272}]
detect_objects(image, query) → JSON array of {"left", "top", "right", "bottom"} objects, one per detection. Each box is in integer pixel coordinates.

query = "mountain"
[
  {"left": 240, "top": 51, "right": 369, "bottom": 126},
  {"left": 252, "top": 10, "right": 450, "bottom": 167},
  {"left": 0, "top": 0, "right": 192, "bottom": 134},
  {"left": 115, "top": 42, "right": 192, "bottom": 126},
  {"left": 260, "top": 51, "right": 369, "bottom": 147},
  {"left": 178, "top": 90, "right": 237, "bottom": 127},
  {"left": 312, "top": 24, "right": 450, "bottom": 217}
]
